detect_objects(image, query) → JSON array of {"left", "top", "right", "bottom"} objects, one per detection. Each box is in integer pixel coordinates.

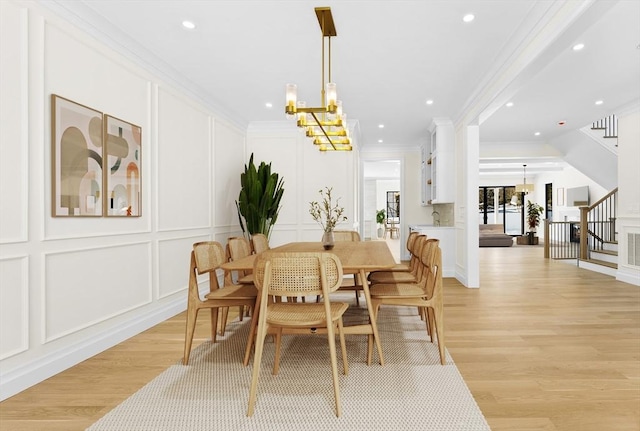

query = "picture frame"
[
  {"left": 557, "top": 187, "right": 565, "bottom": 206},
  {"left": 103, "top": 115, "right": 142, "bottom": 217},
  {"left": 51, "top": 94, "right": 104, "bottom": 217}
]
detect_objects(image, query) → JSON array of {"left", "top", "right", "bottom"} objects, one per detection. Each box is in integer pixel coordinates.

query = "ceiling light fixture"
[
  {"left": 285, "top": 7, "right": 351, "bottom": 151},
  {"left": 515, "top": 164, "right": 534, "bottom": 193},
  {"left": 426, "top": 99, "right": 434, "bottom": 105},
  {"left": 572, "top": 43, "right": 585, "bottom": 51},
  {"left": 182, "top": 20, "right": 196, "bottom": 30},
  {"left": 463, "top": 14, "right": 475, "bottom": 22},
  {"left": 506, "top": 102, "right": 514, "bottom": 107},
  {"left": 595, "top": 100, "right": 603, "bottom": 105},
  {"left": 534, "top": 132, "right": 541, "bottom": 136}
]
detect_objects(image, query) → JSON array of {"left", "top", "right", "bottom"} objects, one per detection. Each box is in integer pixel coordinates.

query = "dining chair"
[
  {"left": 369, "top": 231, "right": 420, "bottom": 277},
  {"left": 183, "top": 241, "right": 257, "bottom": 365},
  {"left": 383, "top": 219, "right": 399, "bottom": 239},
  {"left": 251, "top": 233, "right": 270, "bottom": 254},
  {"left": 368, "top": 234, "right": 427, "bottom": 285},
  {"left": 369, "top": 238, "right": 446, "bottom": 365},
  {"left": 247, "top": 251, "right": 349, "bottom": 417},
  {"left": 226, "top": 237, "right": 254, "bottom": 285}
]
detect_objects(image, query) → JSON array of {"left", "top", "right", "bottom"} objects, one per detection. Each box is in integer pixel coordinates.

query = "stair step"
[
  {"left": 583, "top": 258, "right": 617, "bottom": 269},
  {"left": 593, "top": 249, "right": 617, "bottom": 256}
]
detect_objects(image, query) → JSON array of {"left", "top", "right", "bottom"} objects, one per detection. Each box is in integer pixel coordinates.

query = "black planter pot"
[{"left": 527, "top": 231, "right": 535, "bottom": 245}]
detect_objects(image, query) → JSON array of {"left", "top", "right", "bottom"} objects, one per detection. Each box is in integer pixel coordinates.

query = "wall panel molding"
[
  {"left": 0, "top": 255, "right": 29, "bottom": 360},
  {"left": 43, "top": 242, "right": 153, "bottom": 343},
  {"left": 157, "top": 235, "right": 210, "bottom": 299},
  {"left": 0, "top": 1, "right": 28, "bottom": 244}
]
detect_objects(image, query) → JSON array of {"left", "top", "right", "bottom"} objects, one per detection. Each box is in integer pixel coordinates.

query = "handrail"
[
  {"left": 544, "top": 187, "right": 617, "bottom": 261},
  {"left": 579, "top": 187, "right": 618, "bottom": 260},
  {"left": 588, "top": 187, "right": 618, "bottom": 210}
]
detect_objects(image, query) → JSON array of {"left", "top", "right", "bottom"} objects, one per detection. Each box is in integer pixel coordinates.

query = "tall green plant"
[{"left": 236, "top": 154, "right": 285, "bottom": 239}]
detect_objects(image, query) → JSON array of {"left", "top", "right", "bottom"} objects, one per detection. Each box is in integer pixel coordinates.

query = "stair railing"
[{"left": 579, "top": 187, "right": 618, "bottom": 260}]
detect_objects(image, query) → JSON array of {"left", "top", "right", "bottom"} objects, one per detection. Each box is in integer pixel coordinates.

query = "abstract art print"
[
  {"left": 51, "top": 95, "right": 104, "bottom": 217},
  {"left": 104, "top": 115, "right": 142, "bottom": 216}
]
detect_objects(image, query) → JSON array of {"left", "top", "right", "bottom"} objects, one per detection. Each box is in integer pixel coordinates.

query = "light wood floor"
[{"left": 1, "top": 245, "right": 639, "bottom": 431}]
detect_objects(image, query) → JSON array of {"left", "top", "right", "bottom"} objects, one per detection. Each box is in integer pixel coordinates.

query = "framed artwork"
[
  {"left": 51, "top": 95, "right": 104, "bottom": 217},
  {"left": 557, "top": 187, "right": 565, "bottom": 206},
  {"left": 104, "top": 115, "right": 142, "bottom": 216}
]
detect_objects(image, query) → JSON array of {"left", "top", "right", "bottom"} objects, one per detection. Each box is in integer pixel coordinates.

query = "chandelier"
[
  {"left": 515, "top": 164, "right": 534, "bottom": 193},
  {"left": 285, "top": 7, "right": 351, "bottom": 152}
]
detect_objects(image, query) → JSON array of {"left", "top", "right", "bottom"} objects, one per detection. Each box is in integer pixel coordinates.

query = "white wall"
[
  {"left": 0, "top": 1, "right": 246, "bottom": 399},
  {"left": 246, "top": 122, "right": 358, "bottom": 247},
  {"left": 616, "top": 109, "right": 640, "bottom": 285}
]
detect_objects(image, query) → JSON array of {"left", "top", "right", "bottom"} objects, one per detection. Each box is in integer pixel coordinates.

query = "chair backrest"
[
  {"left": 253, "top": 251, "right": 343, "bottom": 297},
  {"left": 409, "top": 234, "right": 427, "bottom": 274},
  {"left": 251, "top": 233, "right": 270, "bottom": 254},
  {"left": 193, "top": 241, "right": 226, "bottom": 274},
  {"left": 227, "top": 237, "right": 252, "bottom": 262},
  {"left": 191, "top": 241, "right": 226, "bottom": 295},
  {"left": 333, "top": 230, "right": 360, "bottom": 242},
  {"left": 419, "top": 238, "right": 441, "bottom": 299},
  {"left": 406, "top": 231, "right": 419, "bottom": 252}
]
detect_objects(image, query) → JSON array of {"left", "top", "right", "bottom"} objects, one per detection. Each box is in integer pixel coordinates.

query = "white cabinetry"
[
  {"left": 421, "top": 118, "right": 454, "bottom": 205},
  {"left": 409, "top": 225, "right": 455, "bottom": 277}
]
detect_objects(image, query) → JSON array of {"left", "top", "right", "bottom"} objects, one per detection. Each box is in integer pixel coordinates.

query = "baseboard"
[
  {"left": 616, "top": 268, "right": 640, "bottom": 286},
  {"left": 0, "top": 297, "right": 187, "bottom": 401}
]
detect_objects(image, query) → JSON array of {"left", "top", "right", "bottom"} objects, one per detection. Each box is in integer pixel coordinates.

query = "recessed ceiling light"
[
  {"left": 265, "top": 102, "right": 273, "bottom": 108},
  {"left": 506, "top": 102, "right": 514, "bottom": 107},
  {"left": 463, "top": 14, "right": 475, "bottom": 23},
  {"left": 182, "top": 20, "right": 196, "bottom": 30},
  {"left": 572, "top": 43, "right": 584, "bottom": 51},
  {"left": 378, "top": 139, "right": 383, "bottom": 143},
  {"left": 378, "top": 124, "right": 384, "bottom": 128},
  {"left": 425, "top": 99, "right": 434, "bottom": 105},
  {"left": 534, "top": 132, "right": 541, "bottom": 136},
  {"left": 595, "top": 100, "right": 604, "bottom": 105}
]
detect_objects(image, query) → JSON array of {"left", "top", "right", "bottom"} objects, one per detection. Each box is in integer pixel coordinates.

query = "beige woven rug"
[{"left": 87, "top": 301, "right": 491, "bottom": 431}]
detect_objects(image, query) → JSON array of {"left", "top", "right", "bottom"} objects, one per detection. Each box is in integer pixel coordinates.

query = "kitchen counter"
[{"left": 409, "top": 225, "right": 455, "bottom": 277}]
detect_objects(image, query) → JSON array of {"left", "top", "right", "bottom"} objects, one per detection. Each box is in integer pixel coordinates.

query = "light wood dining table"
[{"left": 221, "top": 240, "right": 396, "bottom": 366}]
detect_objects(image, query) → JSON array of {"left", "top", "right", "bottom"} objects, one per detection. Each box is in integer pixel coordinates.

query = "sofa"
[{"left": 479, "top": 224, "right": 514, "bottom": 247}]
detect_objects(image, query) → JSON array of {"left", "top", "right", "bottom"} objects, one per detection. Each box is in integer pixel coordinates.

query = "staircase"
[
  {"left": 580, "top": 239, "right": 618, "bottom": 276},
  {"left": 577, "top": 188, "right": 618, "bottom": 276}
]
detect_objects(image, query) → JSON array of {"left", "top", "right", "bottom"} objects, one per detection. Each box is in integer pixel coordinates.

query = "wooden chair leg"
[
  {"left": 247, "top": 319, "right": 268, "bottom": 416},
  {"left": 272, "top": 329, "right": 283, "bottom": 375},
  {"left": 337, "top": 318, "right": 349, "bottom": 375},
  {"left": 326, "top": 319, "right": 342, "bottom": 417},
  {"left": 210, "top": 307, "right": 218, "bottom": 343},
  {"left": 183, "top": 306, "right": 199, "bottom": 365}
]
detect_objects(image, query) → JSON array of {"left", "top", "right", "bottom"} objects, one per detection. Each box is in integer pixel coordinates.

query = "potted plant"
[
  {"left": 526, "top": 200, "right": 544, "bottom": 244},
  {"left": 376, "top": 209, "right": 386, "bottom": 238},
  {"left": 309, "top": 187, "right": 347, "bottom": 249},
  {"left": 236, "top": 153, "right": 285, "bottom": 240}
]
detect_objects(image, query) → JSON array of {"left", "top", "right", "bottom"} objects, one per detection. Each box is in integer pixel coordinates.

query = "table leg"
[{"left": 360, "top": 269, "right": 385, "bottom": 366}]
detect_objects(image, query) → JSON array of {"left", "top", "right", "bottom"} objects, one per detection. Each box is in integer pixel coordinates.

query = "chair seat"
[
  {"left": 267, "top": 302, "right": 348, "bottom": 326},
  {"left": 205, "top": 284, "right": 257, "bottom": 300},
  {"left": 368, "top": 271, "right": 417, "bottom": 284},
  {"left": 237, "top": 274, "right": 254, "bottom": 284},
  {"left": 370, "top": 283, "right": 425, "bottom": 298}
]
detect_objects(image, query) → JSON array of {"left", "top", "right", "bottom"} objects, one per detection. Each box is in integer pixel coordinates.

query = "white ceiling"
[{"left": 44, "top": 0, "right": 640, "bottom": 177}]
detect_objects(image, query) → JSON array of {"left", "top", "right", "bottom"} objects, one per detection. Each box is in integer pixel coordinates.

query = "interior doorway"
[{"left": 362, "top": 160, "right": 401, "bottom": 260}]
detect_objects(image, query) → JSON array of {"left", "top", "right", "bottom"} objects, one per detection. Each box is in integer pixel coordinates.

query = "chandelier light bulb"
[{"left": 285, "top": 84, "right": 297, "bottom": 116}]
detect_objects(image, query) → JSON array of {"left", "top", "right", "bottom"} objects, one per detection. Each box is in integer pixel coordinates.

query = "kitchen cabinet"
[{"left": 421, "top": 118, "right": 454, "bottom": 205}]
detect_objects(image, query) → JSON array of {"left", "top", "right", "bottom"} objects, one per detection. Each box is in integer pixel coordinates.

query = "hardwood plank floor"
[{"left": 1, "top": 245, "right": 639, "bottom": 430}]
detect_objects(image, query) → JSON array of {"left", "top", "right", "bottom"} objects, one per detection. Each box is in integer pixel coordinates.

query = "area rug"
[{"left": 87, "top": 300, "right": 491, "bottom": 431}]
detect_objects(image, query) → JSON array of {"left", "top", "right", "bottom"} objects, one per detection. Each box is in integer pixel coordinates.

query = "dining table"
[{"left": 220, "top": 240, "right": 397, "bottom": 367}]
